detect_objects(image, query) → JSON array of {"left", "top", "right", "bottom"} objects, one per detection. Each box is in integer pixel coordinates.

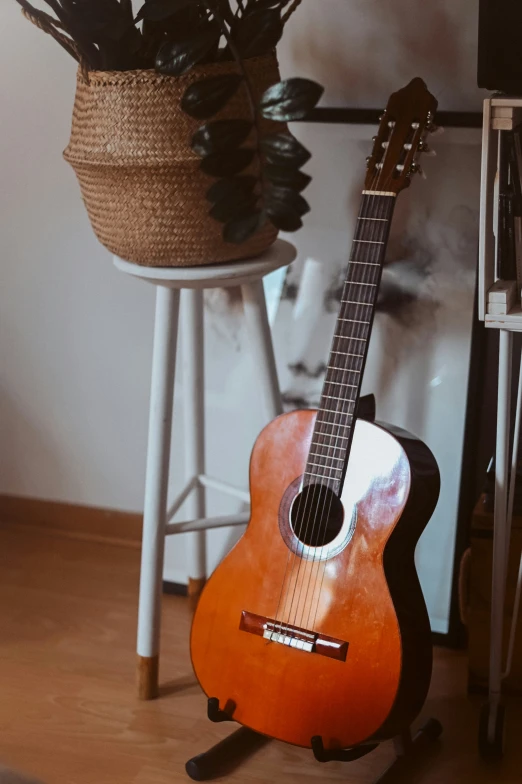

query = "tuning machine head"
[
  {"left": 409, "top": 161, "right": 427, "bottom": 179},
  {"left": 418, "top": 139, "right": 437, "bottom": 156}
]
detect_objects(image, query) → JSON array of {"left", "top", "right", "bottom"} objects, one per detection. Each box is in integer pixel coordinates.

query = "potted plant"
[{"left": 14, "top": 0, "right": 323, "bottom": 266}]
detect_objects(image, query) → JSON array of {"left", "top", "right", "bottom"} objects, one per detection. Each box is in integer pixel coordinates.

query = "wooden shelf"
[{"left": 486, "top": 304, "right": 522, "bottom": 331}]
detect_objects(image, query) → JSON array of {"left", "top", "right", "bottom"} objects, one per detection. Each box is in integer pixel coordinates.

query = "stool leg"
[
  {"left": 182, "top": 289, "right": 207, "bottom": 610},
  {"left": 241, "top": 279, "right": 283, "bottom": 420},
  {"left": 137, "top": 286, "right": 180, "bottom": 700}
]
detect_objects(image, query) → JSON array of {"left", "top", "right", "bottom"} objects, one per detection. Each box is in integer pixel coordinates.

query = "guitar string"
[
  {"left": 290, "top": 130, "right": 398, "bottom": 634},
  {"left": 304, "top": 190, "right": 393, "bottom": 634},
  {"left": 280, "top": 160, "right": 386, "bottom": 635},
  {"left": 305, "top": 140, "right": 407, "bottom": 635},
  {"left": 272, "top": 110, "right": 426, "bottom": 643},
  {"left": 304, "top": 162, "right": 397, "bottom": 634},
  {"left": 296, "top": 170, "right": 386, "bottom": 628},
  {"left": 279, "top": 162, "right": 385, "bottom": 636},
  {"left": 295, "top": 173, "right": 389, "bottom": 633},
  {"left": 264, "top": 176, "right": 383, "bottom": 642},
  {"left": 291, "top": 189, "right": 383, "bottom": 631}
]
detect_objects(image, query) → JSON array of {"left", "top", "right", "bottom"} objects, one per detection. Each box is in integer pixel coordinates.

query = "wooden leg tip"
[
  {"left": 188, "top": 577, "right": 206, "bottom": 612},
  {"left": 137, "top": 655, "right": 159, "bottom": 700}
]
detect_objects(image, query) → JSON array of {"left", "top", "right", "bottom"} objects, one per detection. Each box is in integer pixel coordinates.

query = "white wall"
[{"left": 0, "top": 2, "right": 484, "bottom": 592}]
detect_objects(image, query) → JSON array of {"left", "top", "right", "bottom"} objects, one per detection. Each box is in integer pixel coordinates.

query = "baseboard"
[{"left": 0, "top": 494, "right": 143, "bottom": 549}]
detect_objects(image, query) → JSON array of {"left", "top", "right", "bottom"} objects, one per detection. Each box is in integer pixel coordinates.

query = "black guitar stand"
[{"left": 185, "top": 697, "right": 443, "bottom": 782}]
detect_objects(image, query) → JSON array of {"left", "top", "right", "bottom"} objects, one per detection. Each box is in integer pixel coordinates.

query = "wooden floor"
[{"left": 0, "top": 524, "right": 521, "bottom": 784}]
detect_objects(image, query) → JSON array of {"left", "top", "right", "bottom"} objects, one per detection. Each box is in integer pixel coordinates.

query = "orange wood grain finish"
[{"left": 191, "top": 410, "right": 428, "bottom": 750}]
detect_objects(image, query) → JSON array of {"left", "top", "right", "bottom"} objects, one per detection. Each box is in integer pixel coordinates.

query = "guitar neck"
[{"left": 304, "top": 192, "right": 396, "bottom": 493}]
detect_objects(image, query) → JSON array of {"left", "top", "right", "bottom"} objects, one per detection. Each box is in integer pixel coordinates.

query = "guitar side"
[{"left": 190, "top": 410, "right": 439, "bottom": 749}]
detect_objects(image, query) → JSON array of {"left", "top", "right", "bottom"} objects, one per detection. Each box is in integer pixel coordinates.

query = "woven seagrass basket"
[{"left": 63, "top": 55, "right": 280, "bottom": 267}]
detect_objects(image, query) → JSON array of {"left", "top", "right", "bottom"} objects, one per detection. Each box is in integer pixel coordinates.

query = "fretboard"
[{"left": 304, "top": 192, "right": 396, "bottom": 493}]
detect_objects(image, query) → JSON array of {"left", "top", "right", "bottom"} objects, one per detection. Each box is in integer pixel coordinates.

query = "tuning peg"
[
  {"left": 409, "top": 162, "right": 427, "bottom": 179},
  {"left": 419, "top": 141, "right": 437, "bottom": 156}
]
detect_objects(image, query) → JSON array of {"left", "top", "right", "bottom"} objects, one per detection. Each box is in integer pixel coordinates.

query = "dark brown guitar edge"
[{"left": 369, "top": 420, "right": 441, "bottom": 742}]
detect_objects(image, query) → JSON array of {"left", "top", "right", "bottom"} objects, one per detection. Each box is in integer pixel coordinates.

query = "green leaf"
[
  {"left": 207, "top": 176, "right": 259, "bottom": 222},
  {"left": 261, "top": 132, "right": 311, "bottom": 167},
  {"left": 192, "top": 119, "right": 253, "bottom": 157},
  {"left": 264, "top": 164, "right": 312, "bottom": 191},
  {"left": 266, "top": 186, "right": 310, "bottom": 216},
  {"left": 223, "top": 210, "right": 267, "bottom": 243},
  {"left": 156, "top": 28, "right": 219, "bottom": 76},
  {"left": 259, "top": 78, "right": 324, "bottom": 122},
  {"left": 136, "top": 0, "right": 193, "bottom": 22},
  {"left": 233, "top": 8, "right": 283, "bottom": 58},
  {"left": 181, "top": 74, "right": 244, "bottom": 119},
  {"left": 265, "top": 184, "right": 307, "bottom": 231},
  {"left": 200, "top": 149, "right": 255, "bottom": 177},
  {"left": 267, "top": 209, "right": 302, "bottom": 232},
  {"left": 206, "top": 175, "right": 258, "bottom": 204},
  {"left": 210, "top": 194, "right": 258, "bottom": 223}
]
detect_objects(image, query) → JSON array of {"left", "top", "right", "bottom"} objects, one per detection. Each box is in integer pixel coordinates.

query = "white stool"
[{"left": 113, "top": 239, "right": 296, "bottom": 700}]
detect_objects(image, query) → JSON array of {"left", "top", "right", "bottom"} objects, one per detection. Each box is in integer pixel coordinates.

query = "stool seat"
[{"left": 113, "top": 239, "right": 296, "bottom": 289}]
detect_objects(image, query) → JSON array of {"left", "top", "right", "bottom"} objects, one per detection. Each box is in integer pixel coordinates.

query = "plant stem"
[
  {"left": 14, "top": 0, "right": 84, "bottom": 63},
  {"left": 217, "top": 0, "right": 235, "bottom": 26},
  {"left": 282, "top": 0, "right": 303, "bottom": 23}
]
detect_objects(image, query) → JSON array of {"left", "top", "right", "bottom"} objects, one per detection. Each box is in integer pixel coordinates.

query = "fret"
[
  {"left": 304, "top": 470, "right": 339, "bottom": 481},
  {"left": 314, "top": 428, "right": 349, "bottom": 438},
  {"left": 306, "top": 462, "right": 342, "bottom": 473},
  {"left": 334, "top": 333, "right": 368, "bottom": 341},
  {"left": 345, "top": 281, "right": 377, "bottom": 287},
  {"left": 325, "top": 380, "right": 359, "bottom": 388},
  {"left": 305, "top": 469, "right": 342, "bottom": 482},
  {"left": 358, "top": 217, "right": 388, "bottom": 221},
  {"left": 322, "top": 394, "right": 357, "bottom": 402},
  {"left": 353, "top": 239, "right": 384, "bottom": 244},
  {"left": 317, "top": 407, "right": 354, "bottom": 415},
  {"left": 311, "top": 440, "right": 345, "bottom": 451},
  {"left": 342, "top": 301, "right": 372, "bottom": 307},
  {"left": 332, "top": 351, "right": 364, "bottom": 358},
  {"left": 338, "top": 318, "right": 370, "bottom": 325},
  {"left": 308, "top": 451, "right": 345, "bottom": 462},
  {"left": 350, "top": 251, "right": 384, "bottom": 264}
]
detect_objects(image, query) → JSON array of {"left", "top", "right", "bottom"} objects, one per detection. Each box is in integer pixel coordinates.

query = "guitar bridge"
[{"left": 239, "top": 611, "right": 348, "bottom": 662}]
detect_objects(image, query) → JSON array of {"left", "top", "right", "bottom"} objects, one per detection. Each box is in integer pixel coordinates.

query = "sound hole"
[{"left": 290, "top": 484, "right": 344, "bottom": 547}]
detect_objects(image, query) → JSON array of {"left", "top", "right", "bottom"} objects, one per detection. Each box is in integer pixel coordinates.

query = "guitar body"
[{"left": 191, "top": 410, "right": 440, "bottom": 749}]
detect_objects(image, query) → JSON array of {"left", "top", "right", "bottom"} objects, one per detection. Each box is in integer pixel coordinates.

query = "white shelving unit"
[{"left": 478, "top": 95, "right": 522, "bottom": 758}]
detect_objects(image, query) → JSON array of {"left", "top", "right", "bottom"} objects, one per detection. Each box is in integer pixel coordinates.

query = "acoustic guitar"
[{"left": 191, "top": 78, "right": 441, "bottom": 752}]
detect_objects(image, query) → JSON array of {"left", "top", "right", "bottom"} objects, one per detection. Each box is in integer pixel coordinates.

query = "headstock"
[{"left": 364, "top": 78, "right": 439, "bottom": 195}]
